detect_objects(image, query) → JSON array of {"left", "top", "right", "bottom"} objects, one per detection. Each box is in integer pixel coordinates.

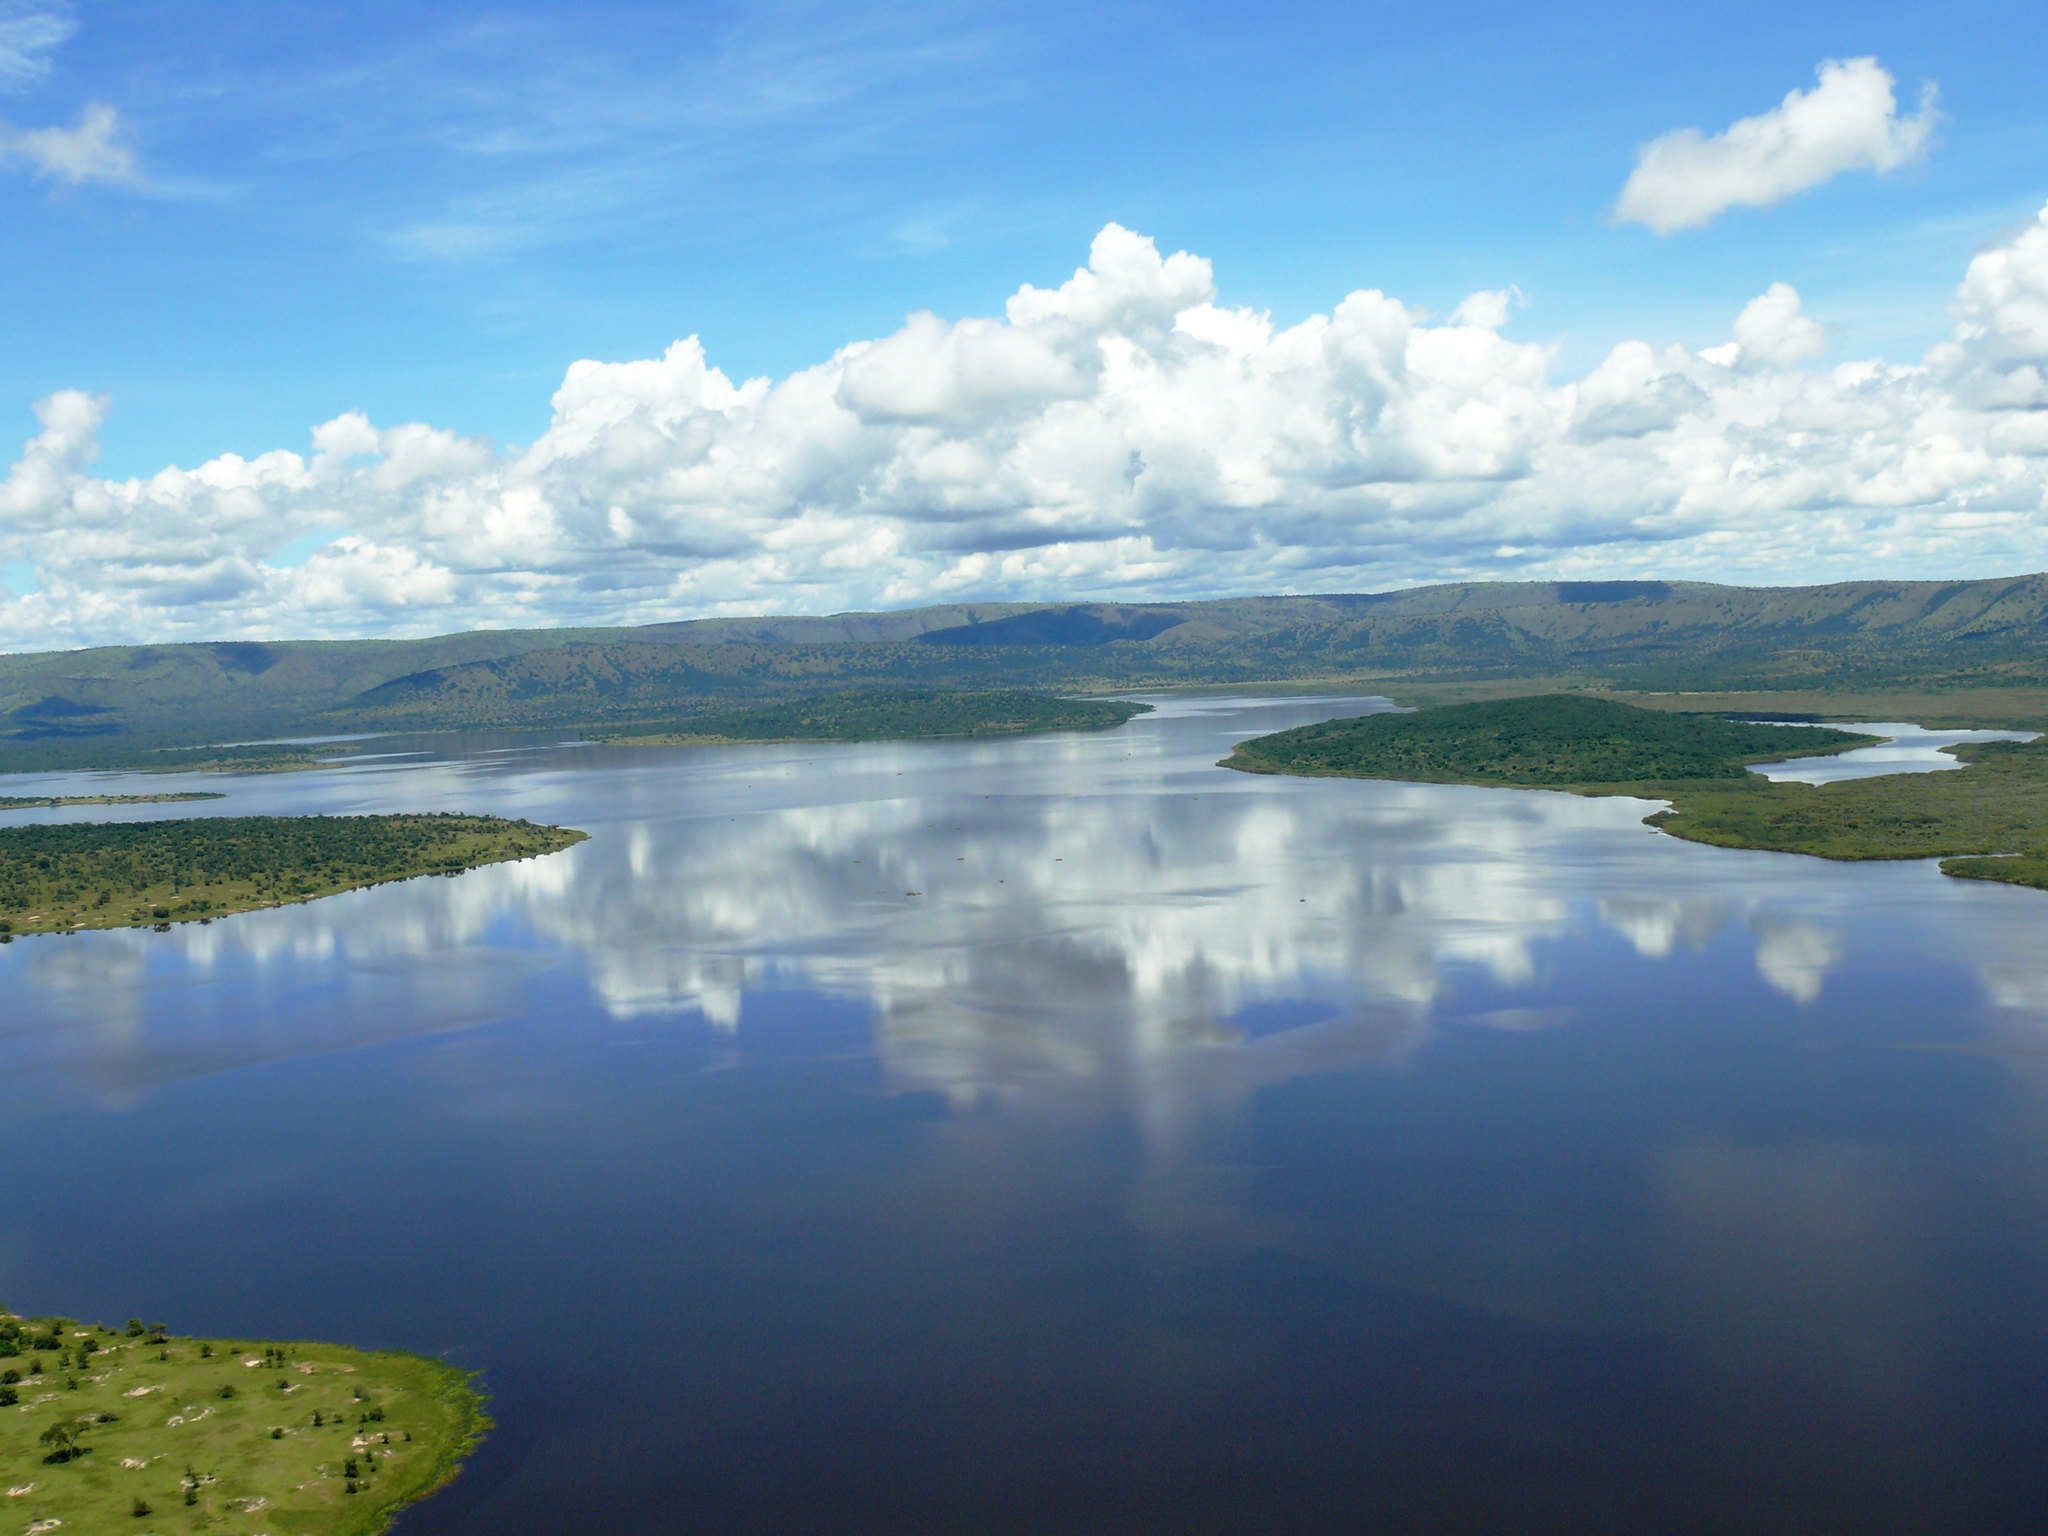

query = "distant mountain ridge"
[{"left": 6, "top": 575, "right": 2048, "bottom": 762}]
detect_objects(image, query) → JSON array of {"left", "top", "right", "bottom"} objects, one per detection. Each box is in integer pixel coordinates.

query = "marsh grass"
[{"left": 1648, "top": 739, "right": 2048, "bottom": 887}]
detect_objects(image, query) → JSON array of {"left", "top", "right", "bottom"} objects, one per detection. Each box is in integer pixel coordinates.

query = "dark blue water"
[{"left": 4, "top": 696, "right": 2048, "bottom": 1533}]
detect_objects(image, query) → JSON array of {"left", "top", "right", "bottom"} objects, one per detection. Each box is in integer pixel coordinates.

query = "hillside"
[{"left": 7, "top": 575, "right": 2048, "bottom": 765}]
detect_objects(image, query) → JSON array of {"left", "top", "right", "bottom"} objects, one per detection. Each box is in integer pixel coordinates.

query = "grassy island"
[
  {"left": 1222, "top": 694, "right": 2048, "bottom": 892},
  {"left": 599, "top": 688, "right": 1151, "bottom": 745},
  {"left": 0, "top": 813, "right": 586, "bottom": 936},
  {"left": 0, "top": 1309, "right": 486, "bottom": 1535}
]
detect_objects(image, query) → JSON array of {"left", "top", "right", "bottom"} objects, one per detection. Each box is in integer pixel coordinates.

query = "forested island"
[
  {"left": 599, "top": 688, "right": 1151, "bottom": 744},
  {"left": 1221, "top": 694, "right": 1879, "bottom": 785},
  {"left": 1224, "top": 694, "right": 2048, "bottom": 890},
  {"left": 0, "top": 813, "right": 586, "bottom": 936},
  {"left": 0, "top": 1309, "right": 486, "bottom": 1534}
]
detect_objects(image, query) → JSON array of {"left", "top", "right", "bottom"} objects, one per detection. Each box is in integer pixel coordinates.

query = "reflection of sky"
[
  {"left": 7, "top": 695, "right": 2048, "bottom": 1105},
  {"left": 8, "top": 698, "right": 2048, "bottom": 1529},
  {"left": 1750, "top": 721, "right": 2037, "bottom": 783}
]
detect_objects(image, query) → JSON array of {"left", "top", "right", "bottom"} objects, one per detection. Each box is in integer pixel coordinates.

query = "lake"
[{"left": 4, "top": 694, "right": 2047, "bottom": 1534}]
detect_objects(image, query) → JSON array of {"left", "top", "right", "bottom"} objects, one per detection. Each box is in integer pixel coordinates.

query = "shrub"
[
  {"left": 131, "top": 1497, "right": 151, "bottom": 1517},
  {"left": 217, "top": 1383, "right": 236, "bottom": 1399}
]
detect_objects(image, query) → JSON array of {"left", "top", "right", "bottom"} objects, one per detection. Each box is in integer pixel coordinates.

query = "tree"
[{"left": 39, "top": 1422, "right": 79, "bottom": 1462}]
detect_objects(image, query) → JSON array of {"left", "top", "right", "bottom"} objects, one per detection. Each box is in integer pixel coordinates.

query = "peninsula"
[
  {"left": 0, "top": 813, "right": 586, "bottom": 936},
  {"left": 0, "top": 1309, "right": 486, "bottom": 1534},
  {"left": 1223, "top": 694, "right": 2048, "bottom": 890}
]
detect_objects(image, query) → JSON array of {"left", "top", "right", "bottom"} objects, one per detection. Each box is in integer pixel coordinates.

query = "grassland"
[
  {"left": 0, "top": 1309, "right": 486, "bottom": 1535},
  {"left": 0, "top": 813, "right": 586, "bottom": 937},
  {"left": 0, "top": 793, "right": 225, "bottom": 810},
  {"left": 1648, "top": 738, "right": 2048, "bottom": 888},
  {"left": 1224, "top": 694, "right": 2048, "bottom": 892},
  {"left": 599, "top": 688, "right": 1151, "bottom": 744}
]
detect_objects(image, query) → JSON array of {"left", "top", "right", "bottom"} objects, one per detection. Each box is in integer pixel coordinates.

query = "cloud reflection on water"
[{"left": 3, "top": 695, "right": 2039, "bottom": 1104}]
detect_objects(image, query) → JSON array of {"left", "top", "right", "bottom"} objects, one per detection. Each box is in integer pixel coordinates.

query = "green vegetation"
[
  {"left": 1220, "top": 694, "right": 1878, "bottom": 784},
  {"left": 1223, "top": 694, "right": 2048, "bottom": 893},
  {"left": 16, "top": 575, "right": 2048, "bottom": 766},
  {"left": 1648, "top": 738, "right": 2048, "bottom": 888},
  {"left": 0, "top": 813, "right": 586, "bottom": 936},
  {"left": 0, "top": 1309, "right": 486, "bottom": 1535},
  {"left": 0, "top": 793, "right": 225, "bottom": 810},
  {"left": 600, "top": 688, "right": 1151, "bottom": 744}
]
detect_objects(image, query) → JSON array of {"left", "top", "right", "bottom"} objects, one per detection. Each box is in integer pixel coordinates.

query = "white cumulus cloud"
[
  {"left": 5, "top": 213, "right": 2048, "bottom": 649},
  {"left": 1615, "top": 58, "right": 1937, "bottom": 234}
]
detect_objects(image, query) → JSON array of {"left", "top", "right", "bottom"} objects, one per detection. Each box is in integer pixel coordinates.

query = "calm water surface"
[{"left": 5, "top": 695, "right": 2048, "bottom": 1534}]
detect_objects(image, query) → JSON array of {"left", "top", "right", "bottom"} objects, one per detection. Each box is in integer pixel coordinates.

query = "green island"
[
  {"left": 0, "top": 793, "right": 226, "bottom": 810},
  {"left": 0, "top": 813, "right": 586, "bottom": 937},
  {"left": 598, "top": 688, "right": 1151, "bottom": 744},
  {"left": 0, "top": 1309, "right": 486, "bottom": 1535},
  {"left": 1223, "top": 693, "right": 2048, "bottom": 891}
]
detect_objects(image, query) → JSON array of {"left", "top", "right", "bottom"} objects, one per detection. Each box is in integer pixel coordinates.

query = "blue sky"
[
  {"left": 4, "top": 0, "right": 2038, "bottom": 477},
  {"left": 1, "top": 0, "right": 2047, "bottom": 643}
]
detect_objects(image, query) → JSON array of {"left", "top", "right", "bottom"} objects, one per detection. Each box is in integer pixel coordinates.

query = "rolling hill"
[{"left": 7, "top": 575, "right": 2048, "bottom": 766}]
